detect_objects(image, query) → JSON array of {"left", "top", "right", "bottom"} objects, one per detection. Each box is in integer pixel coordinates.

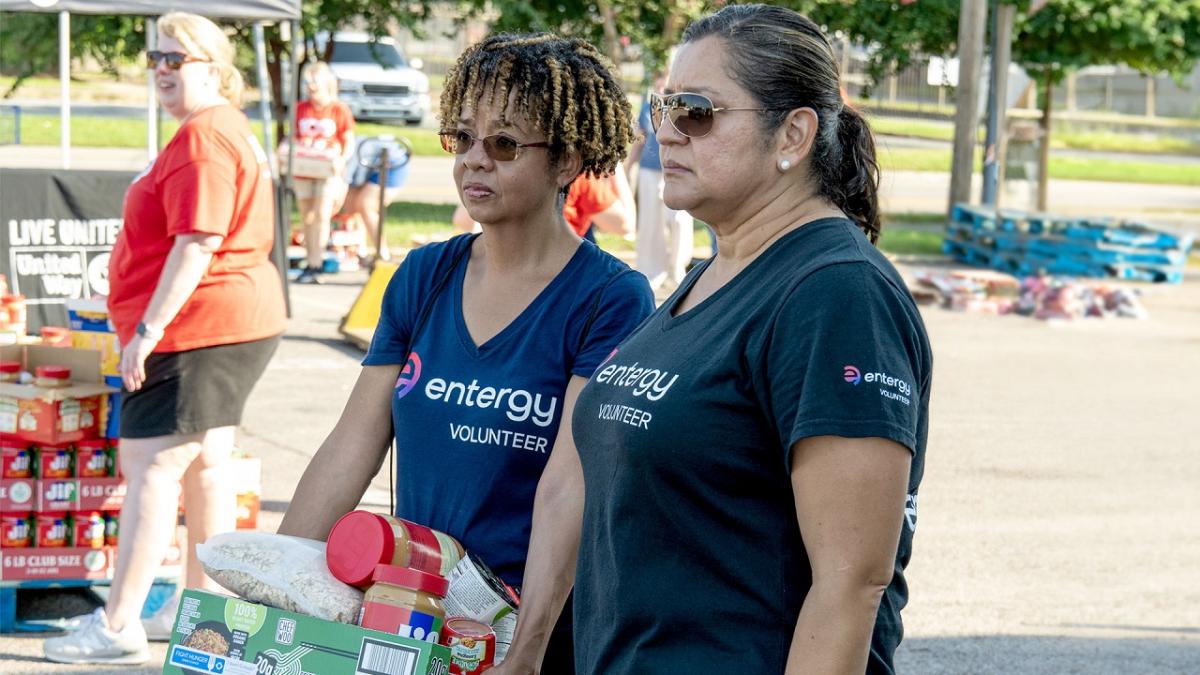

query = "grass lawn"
[
  {"left": 12, "top": 115, "right": 1199, "bottom": 186},
  {"left": 878, "top": 146, "right": 1200, "bottom": 186},
  {"left": 870, "top": 116, "right": 1200, "bottom": 156},
  {"left": 379, "top": 202, "right": 945, "bottom": 258}
]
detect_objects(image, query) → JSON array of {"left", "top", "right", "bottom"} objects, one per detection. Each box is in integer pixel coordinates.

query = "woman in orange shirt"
[{"left": 44, "top": 11, "right": 286, "bottom": 665}]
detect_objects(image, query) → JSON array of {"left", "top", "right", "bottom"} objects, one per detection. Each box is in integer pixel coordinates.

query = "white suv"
[{"left": 322, "top": 32, "right": 430, "bottom": 125}]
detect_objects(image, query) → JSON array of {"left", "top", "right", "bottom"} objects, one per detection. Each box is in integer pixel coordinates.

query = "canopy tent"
[{"left": 0, "top": 0, "right": 303, "bottom": 314}]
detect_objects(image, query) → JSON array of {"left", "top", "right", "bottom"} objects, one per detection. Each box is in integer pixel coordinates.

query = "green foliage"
[
  {"left": 1, "top": 13, "right": 146, "bottom": 97},
  {"left": 1014, "top": 0, "right": 1200, "bottom": 82}
]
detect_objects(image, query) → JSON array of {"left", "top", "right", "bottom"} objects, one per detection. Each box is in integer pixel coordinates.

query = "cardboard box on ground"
[{"left": 164, "top": 589, "right": 452, "bottom": 675}]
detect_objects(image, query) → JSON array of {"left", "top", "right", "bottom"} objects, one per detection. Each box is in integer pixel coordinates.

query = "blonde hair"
[
  {"left": 301, "top": 61, "right": 340, "bottom": 100},
  {"left": 158, "top": 12, "right": 244, "bottom": 106}
]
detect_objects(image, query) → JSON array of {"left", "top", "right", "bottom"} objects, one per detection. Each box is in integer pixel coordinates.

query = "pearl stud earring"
[{"left": 779, "top": 159, "right": 792, "bottom": 171}]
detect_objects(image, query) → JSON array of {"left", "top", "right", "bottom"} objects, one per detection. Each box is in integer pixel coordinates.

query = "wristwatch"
[{"left": 136, "top": 321, "right": 164, "bottom": 341}]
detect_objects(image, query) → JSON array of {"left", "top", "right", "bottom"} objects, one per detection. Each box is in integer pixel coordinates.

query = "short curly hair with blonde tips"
[{"left": 439, "top": 33, "right": 634, "bottom": 181}]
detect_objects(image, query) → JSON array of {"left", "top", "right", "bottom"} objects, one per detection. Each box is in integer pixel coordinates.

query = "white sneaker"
[
  {"left": 43, "top": 608, "right": 150, "bottom": 665},
  {"left": 142, "top": 594, "right": 180, "bottom": 641}
]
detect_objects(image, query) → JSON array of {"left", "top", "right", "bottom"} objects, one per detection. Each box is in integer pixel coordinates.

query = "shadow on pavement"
[{"left": 897, "top": 634, "right": 1200, "bottom": 674}]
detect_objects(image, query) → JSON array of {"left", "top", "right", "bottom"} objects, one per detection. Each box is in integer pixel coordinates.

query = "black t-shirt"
[{"left": 572, "top": 218, "right": 932, "bottom": 675}]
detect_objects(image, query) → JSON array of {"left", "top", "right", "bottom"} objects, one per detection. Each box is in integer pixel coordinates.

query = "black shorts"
[{"left": 120, "top": 335, "right": 280, "bottom": 439}]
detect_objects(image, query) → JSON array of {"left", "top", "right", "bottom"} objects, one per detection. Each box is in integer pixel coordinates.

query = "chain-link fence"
[{"left": 0, "top": 104, "right": 19, "bottom": 145}]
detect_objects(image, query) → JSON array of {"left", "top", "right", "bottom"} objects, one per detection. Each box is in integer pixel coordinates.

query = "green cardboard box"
[{"left": 163, "top": 589, "right": 451, "bottom": 675}]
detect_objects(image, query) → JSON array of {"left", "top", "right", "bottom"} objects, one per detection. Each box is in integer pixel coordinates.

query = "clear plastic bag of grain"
[{"left": 196, "top": 531, "right": 363, "bottom": 623}]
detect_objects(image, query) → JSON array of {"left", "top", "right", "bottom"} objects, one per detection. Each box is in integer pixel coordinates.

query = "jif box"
[{"left": 163, "top": 589, "right": 451, "bottom": 675}]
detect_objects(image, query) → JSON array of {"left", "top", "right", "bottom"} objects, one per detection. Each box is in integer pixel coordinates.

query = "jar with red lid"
[
  {"left": 442, "top": 618, "right": 497, "bottom": 674},
  {"left": 75, "top": 439, "right": 112, "bottom": 478},
  {"left": 38, "top": 444, "right": 74, "bottom": 479},
  {"left": 36, "top": 512, "right": 70, "bottom": 547},
  {"left": 73, "top": 512, "right": 105, "bottom": 548},
  {"left": 39, "top": 326, "right": 71, "bottom": 347},
  {"left": 1, "top": 514, "right": 32, "bottom": 548},
  {"left": 2, "top": 443, "right": 33, "bottom": 478},
  {"left": 358, "top": 564, "right": 448, "bottom": 642},
  {"left": 34, "top": 365, "right": 71, "bottom": 388},
  {"left": 327, "top": 511, "right": 465, "bottom": 587},
  {"left": 0, "top": 360, "right": 20, "bottom": 383}
]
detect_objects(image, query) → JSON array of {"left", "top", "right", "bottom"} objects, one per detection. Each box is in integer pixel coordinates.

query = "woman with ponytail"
[
  {"left": 44, "top": 11, "right": 284, "bottom": 665},
  {"left": 571, "top": 5, "right": 932, "bottom": 674}
]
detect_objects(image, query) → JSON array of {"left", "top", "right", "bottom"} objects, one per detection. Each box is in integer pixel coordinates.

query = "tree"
[
  {"left": 1, "top": 13, "right": 146, "bottom": 97},
  {"left": 1010, "top": 0, "right": 1200, "bottom": 208}
]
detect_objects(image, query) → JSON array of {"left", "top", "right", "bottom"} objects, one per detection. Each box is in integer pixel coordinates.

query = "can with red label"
[
  {"left": 73, "top": 511, "right": 105, "bottom": 548},
  {"left": 442, "top": 618, "right": 496, "bottom": 674},
  {"left": 1, "top": 514, "right": 32, "bottom": 548},
  {"left": 1, "top": 443, "right": 33, "bottom": 478},
  {"left": 36, "top": 512, "right": 70, "bottom": 547},
  {"left": 75, "top": 439, "right": 112, "bottom": 478},
  {"left": 103, "top": 512, "right": 119, "bottom": 546},
  {"left": 38, "top": 445, "right": 74, "bottom": 479}
]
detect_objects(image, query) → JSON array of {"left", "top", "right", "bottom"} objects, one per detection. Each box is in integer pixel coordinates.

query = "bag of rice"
[{"left": 196, "top": 531, "right": 363, "bottom": 623}]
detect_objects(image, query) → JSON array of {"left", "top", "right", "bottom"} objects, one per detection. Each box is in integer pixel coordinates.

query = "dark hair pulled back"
[{"left": 682, "top": 4, "right": 881, "bottom": 243}]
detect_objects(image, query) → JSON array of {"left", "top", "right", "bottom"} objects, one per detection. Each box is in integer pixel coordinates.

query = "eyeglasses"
[
  {"left": 147, "top": 50, "right": 211, "bottom": 71},
  {"left": 650, "top": 92, "right": 790, "bottom": 138},
  {"left": 438, "top": 129, "right": 550, "bottom": 162}
]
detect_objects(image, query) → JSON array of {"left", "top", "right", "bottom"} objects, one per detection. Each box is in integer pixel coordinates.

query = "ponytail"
[
  {"left": 820, "top": 106, "right": 880, "bottom": 244},
  {"left": 216, "top": 63, "right": 244, "bottom": 107}
]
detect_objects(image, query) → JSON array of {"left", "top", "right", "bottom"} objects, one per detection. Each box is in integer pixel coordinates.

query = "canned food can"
[
  {"left": 1, "top": 444, "right": 33, "bottom": 478},
  {"left": 443, "top": 553, "right": 520, "bottom": 663},
  {"left": 38, "top": 445, "right": 73, "bottom": 479},
  {"left": 75, "top": 439, "right": 112, "bottom": 478},
  {"left": 36, "top": 512, "right": 70, "bottom": 547},
  {"left": 442, "top": 618, "right": 496, "bottom": 674},
  {"left": 1, "top": 514, "right": 32, "bottom": 548},
  {"left": 73, "top": 512, "right": 105, "bottom": 548},
  {"left": 103, "top": 512, "right": 119, "bottom": 546}
]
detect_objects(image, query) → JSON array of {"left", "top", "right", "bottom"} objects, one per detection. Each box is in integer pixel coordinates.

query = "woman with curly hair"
[{"left": 281, "top": 33, "right": 654, "bottom": 673}]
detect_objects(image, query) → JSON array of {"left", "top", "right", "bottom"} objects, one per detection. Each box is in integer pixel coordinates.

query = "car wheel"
[{"left": 405, "top": 118, "right": 422, "bottom": 127}]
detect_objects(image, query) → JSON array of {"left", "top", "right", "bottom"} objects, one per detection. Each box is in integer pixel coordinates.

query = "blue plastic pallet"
[{"left": 0, "top": 577, "right": 176, "bottom": 633}]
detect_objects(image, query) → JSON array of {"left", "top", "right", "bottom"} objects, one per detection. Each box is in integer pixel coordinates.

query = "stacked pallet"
[{"left": 944, "top": 205, "right": 1193, "bottom": 284}]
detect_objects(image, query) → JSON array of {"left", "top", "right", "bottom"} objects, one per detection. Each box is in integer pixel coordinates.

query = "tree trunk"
[
  {"left": 1037, "top": 71, "right": 1052, "bottom": 211},
  {"left": 595, "top": 0, "right": 622, "bottom": 67}
]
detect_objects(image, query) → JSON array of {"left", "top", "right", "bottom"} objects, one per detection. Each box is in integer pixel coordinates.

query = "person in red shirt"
[
  {"left": 562, "top": 170, "right": 635, "bottom": 241},
  {"left": 293, "top": 62, "right": 355, "bottom": 283},
  {"left": 44, "top": 11, "right": 286, "bottom": 666}
]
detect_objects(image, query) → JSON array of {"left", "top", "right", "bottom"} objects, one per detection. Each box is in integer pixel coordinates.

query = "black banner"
[{"left": 0, "top": 168, "right": 135, "bottom": 332}]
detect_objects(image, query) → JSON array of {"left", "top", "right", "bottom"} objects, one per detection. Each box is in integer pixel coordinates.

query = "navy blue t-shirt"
[
  {"left": 573, "top": 218, "right": 932, "bottom": 674},
  {"left": 364, "top": 234, "right": 654, "bottom": 586}
]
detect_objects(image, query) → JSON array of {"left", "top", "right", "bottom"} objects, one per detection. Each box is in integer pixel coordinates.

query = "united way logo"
[
  {"left": 843, "top": 365, "right": 862, "bottom": 385},
  {"left": 395, "top": 352, "right": 423, "bottom": 399}
]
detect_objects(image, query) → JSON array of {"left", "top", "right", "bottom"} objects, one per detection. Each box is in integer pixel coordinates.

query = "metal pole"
[
  {"left": 375, "top": 147, "right": 391, "bottom": 266},
  {"left": 59, "top": 11, "right": 70, "bottom": 169},
  {"left": 286, "top": 21, "right": 298, "bottom": 192},
  {"left": 948, "top": 0, "right": 988, "bottom": 215},
  {"left": 253, "top": 23, "right": 275, "bottom": 178},
  {"left": 146, "top": 17, "right": 158, "bottom": 162},
  {"left": 981, "top": 0, "right": 1016, "bottom": 206}
]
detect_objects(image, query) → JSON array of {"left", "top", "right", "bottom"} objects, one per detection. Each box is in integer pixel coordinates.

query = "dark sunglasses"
[
  {"left": 147, "top": 50, "right": 211, "bottom": 70},
  {"left": 438, "top": 129, "right": 550, "bottom": 161},
  {"left": 650, "top": 92, "right": 790, "bottom": 138}
]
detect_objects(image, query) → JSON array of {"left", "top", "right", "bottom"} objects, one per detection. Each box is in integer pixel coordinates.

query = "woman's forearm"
[
  {"left": 500, "top": 462, "right": 584, "bottom": 670},
  {"left": 784, "top": 578, "right": 888, "bottom": 674}
]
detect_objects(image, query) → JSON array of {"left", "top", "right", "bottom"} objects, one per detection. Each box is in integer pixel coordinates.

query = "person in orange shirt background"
[
  {"left": 293, "top": 61, "right": 356, "bottom": 284},
  {"left": 44, "top": 11, "right": 286, "bottom": 665}
]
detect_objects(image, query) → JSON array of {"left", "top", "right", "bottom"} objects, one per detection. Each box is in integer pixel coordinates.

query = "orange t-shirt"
[
  {"left": 108, "top": 104, "right": 287, "bottom": 352},
  {"left": 563, "top": 174, "right": 618, "bottom": 237},
  {"left": 295, "top": 99, "right": 355, "bottom": 156}
]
